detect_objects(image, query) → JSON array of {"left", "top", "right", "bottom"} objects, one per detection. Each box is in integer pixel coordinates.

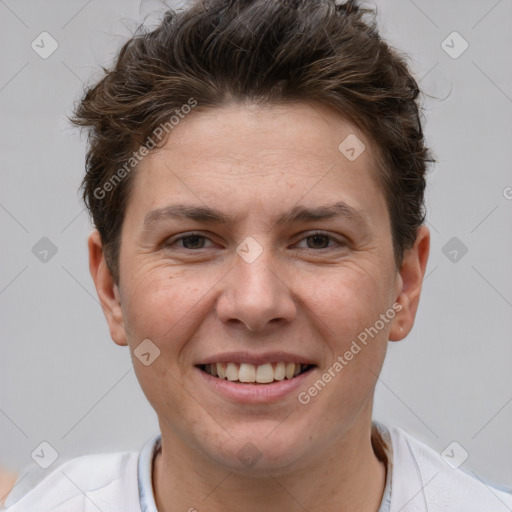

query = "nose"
[{"left": 215, "top": 247, "right": 297, "bottom": 333}]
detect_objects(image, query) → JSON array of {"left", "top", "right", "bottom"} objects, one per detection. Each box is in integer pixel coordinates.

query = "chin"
[{"left": 201, "top": 425, "right": 311, "bottom": 475}]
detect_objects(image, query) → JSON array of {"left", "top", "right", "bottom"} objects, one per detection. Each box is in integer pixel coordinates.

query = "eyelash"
[{"left": 164, "top": 231, "right": 347, "bottom": 251}]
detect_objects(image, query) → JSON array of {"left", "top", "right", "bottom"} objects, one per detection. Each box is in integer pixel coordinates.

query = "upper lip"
[{"left": 196, "top": 351, "right": 318, "bottom": 366}]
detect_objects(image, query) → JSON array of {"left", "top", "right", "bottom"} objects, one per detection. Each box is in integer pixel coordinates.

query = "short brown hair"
[{"left": 72, "top": 0, "right": 435, "bottom": 284}]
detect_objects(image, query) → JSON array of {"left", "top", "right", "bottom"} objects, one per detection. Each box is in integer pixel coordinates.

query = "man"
[{"left": 3, "top": 0, "right": 511, "bottom": 511}]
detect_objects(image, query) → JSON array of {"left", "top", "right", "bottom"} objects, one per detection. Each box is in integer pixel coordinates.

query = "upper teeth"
[{"left": 204, "top": 362, "right": 307, "bottom": 383}]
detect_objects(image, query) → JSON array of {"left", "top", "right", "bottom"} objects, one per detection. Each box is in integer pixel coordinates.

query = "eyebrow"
[{"left": 143, "top": 201, "right": 371, "bottom": 230}]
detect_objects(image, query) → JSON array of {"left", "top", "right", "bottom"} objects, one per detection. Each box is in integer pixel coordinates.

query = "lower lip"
[{"left": 196, "top": 367, "right": 315, "bottom": 404}]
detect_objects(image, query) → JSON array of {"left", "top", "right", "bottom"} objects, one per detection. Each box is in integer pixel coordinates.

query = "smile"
[{"left": 199, "top": 362, "right": 315, "bottom": 384}]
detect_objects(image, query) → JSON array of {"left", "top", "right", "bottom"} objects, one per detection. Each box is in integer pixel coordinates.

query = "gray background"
[{"left": 1, "top": 0, "right": 511, "bottom": 496}]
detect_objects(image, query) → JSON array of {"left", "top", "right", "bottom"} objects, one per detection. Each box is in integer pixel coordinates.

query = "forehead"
[
  {"left": 150, "top": 101, "right": 375, "bottom": 170},
  {"left": 126, "top": 101, "right": 387, "bottom": 226}
]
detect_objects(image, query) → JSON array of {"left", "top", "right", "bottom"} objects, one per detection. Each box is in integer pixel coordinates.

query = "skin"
[
  {"left": 0, "top": 468, "right": 17, "bottom": 505},
  {"left": 89, "top": 101, "right": 429, "bottom": 512}
]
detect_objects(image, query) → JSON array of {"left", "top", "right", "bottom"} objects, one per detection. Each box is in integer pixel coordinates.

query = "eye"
[
  {"left": 164, "top": 233, "right": 214, "bottom": 250},
  {"left": 293, "top": 231, "right": 346, "bottom": 250},
  {"left": 163, "top": 231, "right": 346, "bottom": 251}
]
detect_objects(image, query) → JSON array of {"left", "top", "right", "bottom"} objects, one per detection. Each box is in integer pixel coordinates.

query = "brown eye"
[
  {"left": 180, "top": 235, "right": 207, "bottom": 249},
  {"left": 164, "top": 233, "right": 214, "bottom": 250},
  {"left": 305, "top": 234, "right": 331, "bottom": 249},
  {"left": 294, "top": 231, "right": 346, "bottom": 250}
]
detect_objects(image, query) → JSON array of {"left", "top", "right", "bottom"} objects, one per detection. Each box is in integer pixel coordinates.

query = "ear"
[
  {"left": 389, "top": 225, "right": 430, "bottom": 341},
  {"left": 88, "top": 230, "right": 128, "bottom": 346}
]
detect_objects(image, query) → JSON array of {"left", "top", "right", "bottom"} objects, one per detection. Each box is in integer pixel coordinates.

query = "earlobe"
[
  {"left": 388, "top": 225, "right": 430, "bottom": 342},
  {"left": 88, "top": 230, "right": 128, "bottom": 346}
]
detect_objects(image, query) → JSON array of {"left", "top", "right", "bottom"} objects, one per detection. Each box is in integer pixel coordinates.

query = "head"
[{"left": 75, "top": 0, "right": 433, "bottom": 472}]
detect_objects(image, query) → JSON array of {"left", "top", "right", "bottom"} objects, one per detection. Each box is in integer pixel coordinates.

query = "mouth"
[{"left": 197, "top": 362, "right": 316, "bottom": 384}]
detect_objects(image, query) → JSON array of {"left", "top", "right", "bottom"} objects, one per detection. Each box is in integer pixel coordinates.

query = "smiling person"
[{"left": 3, "top": 1, "right": 511, "bottom": 511}]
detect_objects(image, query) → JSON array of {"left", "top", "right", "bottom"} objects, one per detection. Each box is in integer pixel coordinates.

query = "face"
[{"left": 90, "top": 101, "right": 429, "bottom": 473}]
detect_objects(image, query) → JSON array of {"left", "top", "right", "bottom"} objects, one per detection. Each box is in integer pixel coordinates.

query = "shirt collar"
[{"left": 138, "top": 434, "right": 161, "bottom": 512}]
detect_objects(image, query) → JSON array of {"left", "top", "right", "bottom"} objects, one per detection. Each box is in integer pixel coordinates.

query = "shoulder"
[
  {"left": 385, "top": 423, "right": 512, "bottom": 512},
  {"left": 2, "top": 450, "right": 140, "bottom": 512}
]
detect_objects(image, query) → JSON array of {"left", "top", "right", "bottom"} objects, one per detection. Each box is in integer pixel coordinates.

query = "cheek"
[
  {"left": 122, "top": 265, "right": 204, "bottom": 339},
  {"left": 122, "top": 268, "right": 200, "bottom": 409},
  {"left": 301, "top": 266, "right": 393, "bottom": 343}
]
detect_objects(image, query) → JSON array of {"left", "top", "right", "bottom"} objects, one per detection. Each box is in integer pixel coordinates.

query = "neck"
[{"left": 153, "top": 420, "right": 387, "bottom": 512}]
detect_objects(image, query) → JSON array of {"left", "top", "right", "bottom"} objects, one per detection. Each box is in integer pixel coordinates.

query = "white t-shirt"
[{"left": 2, "top": 421, "right": 511, "bottom": 511}]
